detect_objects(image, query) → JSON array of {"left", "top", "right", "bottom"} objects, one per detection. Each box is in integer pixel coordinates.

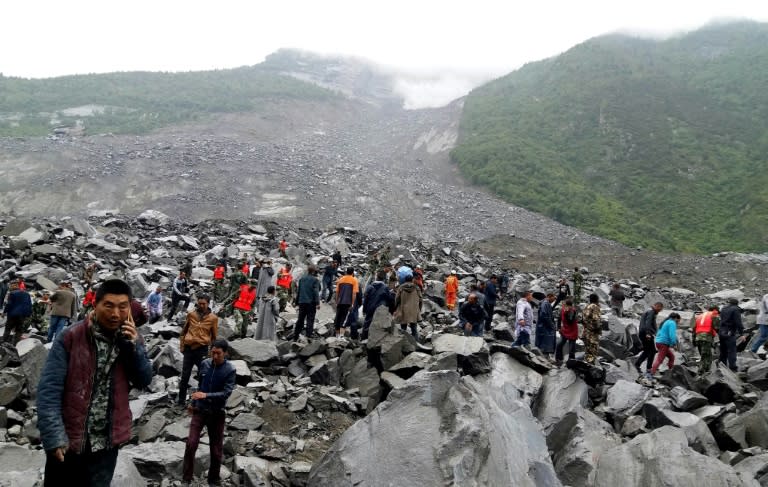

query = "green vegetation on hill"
[
  {"left": 452, "top": 21, "right": 768, "bottom": 253},
  {"left": 0, "top": 66, "right": 335, "bottom": 136}
]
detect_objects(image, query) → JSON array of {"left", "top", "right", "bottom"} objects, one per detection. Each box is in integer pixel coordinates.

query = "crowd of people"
[{"left": 1, "top": 237, "right": 767, "bottom": 486}]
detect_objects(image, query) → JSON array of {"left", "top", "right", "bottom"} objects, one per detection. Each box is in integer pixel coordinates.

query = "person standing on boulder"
[
  {"left": 3, "top": 281, "right": 32, "bottom": 345},
  {"left": 718, "top": 298, "right": 744, "bottom": 371},
  {"left": 255, "top": 260, "right": 275, "bottom": 312},
  {"left": 553, "top": 278, "right": 571, "bottom": 310},
  {"left": 37, "top": 279, "right": 152, "bottom": 486},
  {"left": 635, "top": 302, "right": 663, "bottom": 374},
  {"left": 181, "top": 339, "right": 235, "bottom": 487},
  {"left": 361, "top": 270, "right": 395, "bottom": 340},
  {"left": 167, "top": 271, "right": 191, "bottom": 320},
  {"left": 145, "top": 286, "right": 164, "bottom": 324},
  {"left": 178, "top": 295, "right": 219, "bottom": 407},
  {"left": 292, "top": 265, "right": 321, "bottom": 341},
  {"left": 694, "top": 305, "right": 720, "bottom": 374},
  {"left": 555, "top": 298, "right": 579, "bottom": 365},
  {"left": 212, "top": 263, "right": 226, "bottom": 301},
  {"left": 608, "top": 283, "right": 626, "bottom": 317},
  {"left": 750, "top": 292, "right": 768, "bottom": 354},
  {"left": 255, "top": 286, "right": 280, "bottom": 341},
  {"left": 484, "top": 275, "right": 499, "bottom": 329},
  {"left": 459, "top": 293, "right": 487, "bottom": 337},
  {"left": 651, "top": 312, "right": 681, "bottom": 376},
  {"left": 535, "top": 293, "right": 557, "bottom": 359},
  {"left": 572, "top": 267, "right": 584, "bottom": 304},
  {"left": 444, "top": 270, "right": 459, "bottom": 311},
  {"left": 322, "top": 260, "right": 339, "bottom": 302},
  {"left": 48, "top": 281, "right": 77, "bottom": 343},
  {"left": 395, "top": 274, "right": 422, "bottom": 339},
  {"left": 233, "top": 281, "right": 257, "bottom": 338},
  {"left": 334, "top": 268, "right": 360, "bottom": 338},
  {"left": 512, "top": 291, "right": 534, "bottom": 348},
  {"left": 582, "top": 293, "right": 602, "bottom": 364},
  {"left": 276, "top": 263, "right": 293, "bottom": 312},
  {"left": 279, "top": 238, "right": 289, "bottom": 258}
]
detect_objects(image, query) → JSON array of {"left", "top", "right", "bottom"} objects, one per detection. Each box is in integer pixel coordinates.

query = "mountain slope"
[{"left": 451, "top": 21, "right": 768, "bottom": 253}]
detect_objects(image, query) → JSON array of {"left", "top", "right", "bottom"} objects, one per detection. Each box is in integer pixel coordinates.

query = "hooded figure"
[
  {"left": 255, "top": 286, "right": 279, "bottom": 341},
  {"left": 395, "top": 275, "right": 422, "bottom": 338}
]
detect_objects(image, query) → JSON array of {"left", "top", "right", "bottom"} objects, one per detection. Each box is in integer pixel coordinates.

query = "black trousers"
[
  {"left": 293, "top": 303, "right": 318, "bottom": 339},
  {"left": 334, "top": 304, "right": 352, "bottom": 330},
  {"left": 719, "top": 335, "right": 738, "bottom": 371},
  {"left": 167, "top": 294, "right": 190, "bottom": 318},
  {"left": 44, "top": 446, "right": 118, "bottom": 487},
  {"left": 635, "top": 334, "right": 656, "bottom": 371},
  {"left": 555, "top": 337, "right": 577, "bottom": 362},
  {"left": 179, "top": 346, "right": 208, "bottom": 405}
]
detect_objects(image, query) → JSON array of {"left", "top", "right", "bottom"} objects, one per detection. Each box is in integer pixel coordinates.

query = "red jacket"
[
  {"left": 213, "top": 266, "right": 225, "bottom": 280},
  {"left": 36, "top": 318, "right": 153, "bottom": 453},
  {"left": 234, "top": 285, "right": 257, "bottom": 311},
  {"left": 277, "top": 267, "right": 293, "bottom": 289},
  {"left": 82, "top": 290, "right": 95, "bottom": 307},
  {"left": 560, "top": 306, "right": 579, "bottom": 340}
]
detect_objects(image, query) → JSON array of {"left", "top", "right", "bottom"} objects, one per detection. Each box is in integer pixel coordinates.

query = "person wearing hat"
[
  {"left": 48, "top": 281, "right": 77, "bottom": 343},
  {"left": 718, "top": 297, "right": 744, "bottom": 371},
  {"left": 694, "top": 305, "right": 720, "bottom": 374},
  {"left": 444, "top": 271, "right": 459, "bottom": 311}
]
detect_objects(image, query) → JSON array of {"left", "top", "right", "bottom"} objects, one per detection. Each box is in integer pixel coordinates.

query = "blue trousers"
[
  {"left": 751, "top": 324, "right": 768, "bottom": 353},
  {"left": 513, "top": 330, "right": 531, "bottom": 347},
  {"left": 47, "top": 315, "right": 70, "bottom": 342}
]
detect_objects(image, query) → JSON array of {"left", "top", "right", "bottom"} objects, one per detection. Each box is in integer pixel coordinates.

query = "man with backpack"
[{"left": 167, "top": 271, "right": 191, "bottom": 320}]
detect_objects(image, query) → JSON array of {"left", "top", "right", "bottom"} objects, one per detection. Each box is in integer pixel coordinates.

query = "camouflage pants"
[
  {"left": 233, "top": 309, "right": 252, "bottom": 338},
  {"left": 583, "top": 329, "right": 600, "bottom": 364},
  {"left": 573, "top": 285, "right": 582, "bottom": 304},
  {"left": 277, "top": 288, "right": 291, "bottom": 313},
  {"left": 213, "top": 279, "right": 225, "bottom": 301},
  {"left": 696, "top": 338, "right": 713, "bottom": 375}
]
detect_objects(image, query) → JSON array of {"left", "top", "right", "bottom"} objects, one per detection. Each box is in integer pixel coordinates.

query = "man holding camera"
[{"left": 37, "top": 279, "right": 153, "bottom": 486}]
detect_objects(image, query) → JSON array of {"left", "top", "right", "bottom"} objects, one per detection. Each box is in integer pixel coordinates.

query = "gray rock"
[
  {"left": 0, "top": 443, "right": 46, "bottom": 487},
  {"left": 18, "top": 227, "right": 46, "bottom": 244},
  {"left": 151, "top": 342, "right": 183, "bottom": 378},
  {"left": 289, "top": 393, "right": 309, "bottom": 412},
  {"left": 692, "top": 404, "right": 727, "bottom": 424},
  {"left": 230, "top": 359, "right": 252, "bottom": 383},
  {"left": 669, "top": 386, "right": 709, "bottom": 411},
  {"left": 123, "top": 441, "right": 208, "bottom": 480},
  {"left": 432, "top": 334, "right": 486, "bottom": 356},
  {"left": 111, "top": 451, "right": 148, "bottom": 487},
  {"left": 547, "top": 408, "right": 621, "bottom": 487},
  {"left": 491, "top": 322, "right": 515, "bottom": 341},
  {"left": 15, "top": 338, "right": 47, "bottom": 398},
  {"left": 732, "top": 453, "right": 768, "bottom": 485},
  {"left": 701, "top": 365, "right": 745, "bottom": 404},
  {"left": 138, "top": 409, "right": 167, "bottom": 442},
  {"left": 86, "top": 238, "right": 130, "bottom": 258},
  {"left": 162, "top": 417, "right": 191, "bottom": 441},
  {"left": 388, "top": 352, "right": 434, "bottom": 379},
  {"left": 230, "top": 413, "right": 265, "bottom": 431},
  {"left": 229, "top": 338, "right": 280, "bottom": 364},
  {"left": 309, "top": 370, "right": 561, "bottom": 487},
  {"left": 595, "top": 426, "right": 758, "bottom": 487},
  {"left": 746, "top": 360, "right": 768, "bottom": 390},
  {"left": 0, "top": 370, "right": 24, "bottom": 406},
  {"left": 309, "top": 362, "right": 331, "bottom": 385},
  {"left": 381, "top": 371, "right": 407, "bottom": 389},
  {"left": 344, "top": 358, "right": 381, "bottom": 413},
  {"left": 488, "top": 352, "right": 543, "bottom": 407},
  {"left": 35, "top": 275, "right": 58, "bottom": 291},
  {"left": 534, "top": 367, "right": 589, "bottom": 429},
  {"left": 642, "top": 400, "right": 720, "bottom": 457},
  {"left": 605, "top": 380, "right": 652, "bottom": 417},
  {"left": 427, "top": 351, "right": 458, "bottom": 372},
  {"left": 620, "top": 415, "right": 647, "bottom": 437}
]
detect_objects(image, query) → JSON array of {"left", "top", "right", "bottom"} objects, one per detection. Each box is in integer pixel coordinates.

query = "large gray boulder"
[
  {"left": 488, "top": 353, "right": 543, "bottom": 407},
  {"left": 123, "top": 441, "right": 208, "bottom": 480},
  {"left": 746, "top": 360, "right": 768, "bottom": 390},
  {"left": 534, "top": 368, "right": 589, "bottom": 429},
  {"left": 604, "top": 380, "right": 652, "bottom": 417},
  {"left": 594, "top": 426, "right": 759, "bottom": 487},
  {"left": 0, "top": 443, "right": 45, "bottom": 487},
  {"left": 546, "top": 408, "right": 621, "bottom": 487},
  {"left": 309, "top": 370, "right": 561, "bottom": 487},
  {"left": 641, "top": 400, "right": 720, "bottom": 457},
  {"left": 16, "top": 338, "right": 47, "bottom": 398},
  {"left": 229, "top": 338, "right": 280, "bottom": 364},
  {"left": 111, "top": 451, "right": 147, "bottom": 487}
]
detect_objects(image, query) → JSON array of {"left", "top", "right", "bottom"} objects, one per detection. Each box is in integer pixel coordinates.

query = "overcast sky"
[{"left": 2, "top": 1, "right": 767, "bottom": 106}]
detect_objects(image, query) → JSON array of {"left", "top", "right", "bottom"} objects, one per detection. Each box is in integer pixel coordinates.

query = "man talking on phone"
[{"left": 37, "top": 279, "right": 153, "bottom": 486}]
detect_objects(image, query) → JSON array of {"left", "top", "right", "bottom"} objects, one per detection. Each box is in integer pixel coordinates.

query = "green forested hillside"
[
  {"left": 0, "top": 66, "right": 335, "bottom": 136},
  {"left": 452, "top": 21, "right": 768, "bottom": 253}
]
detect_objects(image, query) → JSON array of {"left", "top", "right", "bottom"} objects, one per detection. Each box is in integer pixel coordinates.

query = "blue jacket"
[
  {"left": 193, "top": 358, "right": 236, "bottom": 413},
  {"left": 5, "top": 290, "right": 32, "bottom": 317},
  {"left": 484, "top": 281, "right": 498, "bottom": 306},
  {"left": 363, "top": 281, "right": 394, "bottom": 317},
  {"left": 537, "top": 300, "right": 555, "bottom": 331},
  {"left": 296, "top": 274, "right": 321, "bottom": 304},
  {"left": 655, "top": 318, "right": 678, "bottom": 346}
]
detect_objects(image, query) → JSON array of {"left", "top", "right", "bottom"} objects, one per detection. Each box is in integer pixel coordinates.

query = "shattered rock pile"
[{"left": 0, "top": 214, "right": 766, "bottom": 486}]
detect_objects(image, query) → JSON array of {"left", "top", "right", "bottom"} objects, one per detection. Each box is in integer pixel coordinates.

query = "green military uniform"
[
  {"left": 27, "top": 298, "right": 49, "bottom": 332},
  {"left": 572, "top": 270, "right": 583, "bottom": 304},
  {"left": 695, "top": 312, "right": 720, "bottom": 375},
  {"left": 582, "top": 302, "right": 602, "bottom": 364}
]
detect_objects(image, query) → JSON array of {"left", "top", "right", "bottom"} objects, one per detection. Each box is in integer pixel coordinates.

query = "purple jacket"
[{"left": 37, "top": 317, "right": 153, "bottom": 453}]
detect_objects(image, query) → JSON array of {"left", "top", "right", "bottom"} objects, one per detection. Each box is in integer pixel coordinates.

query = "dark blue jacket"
[
  {"left": 5, "top": 290, "right": 32, "bottom": 317},
  {"left": 296, "top": 274, "right": 321, "bottom": 304},
  {"left": 484, "top": 281, "right": 498, "bottom": 307},
  {"left": 459, "top": 301, "right": 487, "bottom": 326},
  {"left": 537, "top": 300, "right": 555, "bottom": 331},
  {"left": 363, "top": 281, "right": 394, "bottom": 317},
  {"left": 193, "top": 358, "right": 236, "bottom": 413},
  {"left": 719, "top": 304, "right": 744, "bottom": 336}
]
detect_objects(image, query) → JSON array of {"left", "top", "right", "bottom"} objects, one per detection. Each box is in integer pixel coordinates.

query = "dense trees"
[{"left": 452, "top": 21, "right": 768, "bottom": 253}]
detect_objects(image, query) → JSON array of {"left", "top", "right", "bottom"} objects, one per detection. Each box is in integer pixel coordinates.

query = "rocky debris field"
[
  {"left": 0, "top": 98, "right": 602, "bottom": 246},
  {"left": 0, "top": 214, "right": 767, "bottom": 486}
]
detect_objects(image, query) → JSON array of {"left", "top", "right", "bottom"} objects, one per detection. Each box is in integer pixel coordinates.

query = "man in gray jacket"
[{"left": 48, "top": 282, "right": 77, "bottom": 343}]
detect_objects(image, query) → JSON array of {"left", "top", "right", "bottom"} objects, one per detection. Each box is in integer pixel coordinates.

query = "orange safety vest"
[
  {"left": 277, "top": 268, "right": 293, "bottom": 289},
  {"left": 279, "top": 241, "right": 288, "bottom": 251},
  {"left": 241, "top": 263, "right": 250, "bottom": 276},
  {"left": 234, "top": 285, "right": 256, "bottom": 311},
  {"left": 694, "top": 311, "right": 718, "bottom": 336},
  {"left": 445, "top": 276, "right": 458, "bottom": 294},
  {"left": 213, "top": 266, "right": 225, "bottom": 280}
]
